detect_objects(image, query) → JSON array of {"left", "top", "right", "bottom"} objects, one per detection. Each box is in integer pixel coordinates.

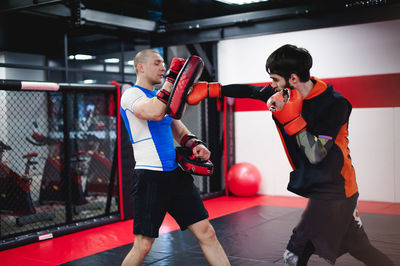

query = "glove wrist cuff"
[
  {"left": 156, "top": 89, "right": 170, "bottom": 104},
  {"left": 284, "top": 116, "right": 307, "bottom": 136},
  {"left": 166, "top": 69, "right": 179, "bottom": 84},
  {"left": 208, "top": 83, "right": 221, "bottom": 98},
  {"left": 180, "top": 133, "right": 197, "bottom": 147},
  {"left": 180, "top": 133, "right": 207, "bottom": 149},
  {"left": 190, "top": 139, "right": 207, "bottom": 150}
]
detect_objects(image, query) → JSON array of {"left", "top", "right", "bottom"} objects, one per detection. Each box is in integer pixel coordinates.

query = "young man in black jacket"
[{"left": 188, "top": 44, "right": 394, "bottom": 266}]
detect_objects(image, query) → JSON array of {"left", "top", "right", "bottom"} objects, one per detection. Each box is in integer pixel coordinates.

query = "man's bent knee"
[
  {"left": 189, "top": 220, "right": 217, "bottom": 243},
  {"left": 201, "top": 223, "right": 217, "bottom": 242},
  {"left": 134, "top": 235, "right": 155, "bottom": 255}
]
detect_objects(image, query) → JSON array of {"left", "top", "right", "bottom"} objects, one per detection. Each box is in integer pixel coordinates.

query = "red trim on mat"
[{"left": 234, "top": 73, "right": 400, "bottom": 111}]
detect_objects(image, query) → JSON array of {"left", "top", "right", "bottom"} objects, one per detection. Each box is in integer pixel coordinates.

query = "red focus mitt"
[
  {"left": 268, "top": 88, "right": 307, "bottom": 136},
  {"left": 176, "top": 147, "right": 214, "bottom": 176},
  {"left": 156, "top": 58, "right": 186, "bottom": 104},
  {"left": 166, "top": 55, "right": 204, "bottom": 119}
]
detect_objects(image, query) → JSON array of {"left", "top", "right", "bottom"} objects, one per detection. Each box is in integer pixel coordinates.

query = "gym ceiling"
[{"left": 1, "top": 0, "right": 400, "bottom": 56}]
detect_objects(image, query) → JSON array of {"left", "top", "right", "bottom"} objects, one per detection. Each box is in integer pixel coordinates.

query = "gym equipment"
[
  {"left": 0, "top": 79, "right": 120, "bottom": 250},
  {"left": 82, "top": 133, "right": 117, "bottom": 196},
  {"left": 165, "top": 57, "right": 186, "bottom": 84},
  {"left": 0, "top": 140, "right": 56, "bottom": 226},
  {"left": 187, "top": 81, "right": 222, "bottom": 105},
  {"left": 0, "top": 140, "right": 36, "bottom": 215},
  {"left": 226, "top": 162, "right": 261, "bottom": 197},
  {"left": 268, "top": 88, "right": 307, "bottom": 136},
  {"left": 166, "top": 55, "right": 204, "bottom": 119},
  {"left": 175, "top": 147, "right": 214, "bottom": 176},
  {"left": 26, "top": 132, "right": 87, "bottom": 205}
]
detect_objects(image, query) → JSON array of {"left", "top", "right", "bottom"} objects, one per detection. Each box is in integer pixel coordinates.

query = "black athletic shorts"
[
  {"left": 286, "top": 192, "right": 370, "bottom": 264},
  {"left": 131, "top": 167, "right": 209, "bottom": 238}
]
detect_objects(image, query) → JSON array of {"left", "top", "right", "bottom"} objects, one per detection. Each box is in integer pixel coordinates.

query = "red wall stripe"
[{"left": 234, "top": 73, "right": 400, "bottom": 111}]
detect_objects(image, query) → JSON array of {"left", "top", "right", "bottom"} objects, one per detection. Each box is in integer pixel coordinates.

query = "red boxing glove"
[
  {"left": 267, "top": 89, "right": 288, "bottom": 112},
  {"left": 187, "top": 82, "right": 221, "bottom": 105},
  {"left": 165, "top": 57, "right": 186, "bottom": 84},
  {"left": 269, "top": 89, "right": 306, "bottom": 136}
]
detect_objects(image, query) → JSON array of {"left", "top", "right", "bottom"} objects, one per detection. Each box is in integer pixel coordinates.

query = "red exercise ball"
[{"left": 227, "top": 162, "right": 261, "bottom": 197}]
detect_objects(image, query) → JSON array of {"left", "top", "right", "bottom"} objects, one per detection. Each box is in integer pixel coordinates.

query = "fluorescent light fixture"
[
  {"left": 69, "top": 54, "right": 96, "bottom": 60},
  {"left": 127, "top": 60, "right": 134, "bottom": 65},
  {"left": 216, "top": 0, "right": 268, "bottom": 5},
  {"left": 83, "top": 79, "right": 96, "bottom": 84},
  {"left": 104, "top": 58, "right": 120, "bottom": 63}
]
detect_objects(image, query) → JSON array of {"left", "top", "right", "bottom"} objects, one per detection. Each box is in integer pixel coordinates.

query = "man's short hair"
[
  {"left": 133, "top": 49, "right": 159, "bottom": 73},
  {"left": 266, "top": 44, "right": 313, "bottom": 82}
]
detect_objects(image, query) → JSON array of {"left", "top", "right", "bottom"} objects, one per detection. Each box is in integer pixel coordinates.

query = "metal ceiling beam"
[
  {"left": 161, "top": 0, "right": 400, "bottom": 33},
  {"left": 161, "top": 4, "right": 319, "bottom": 33},
  {"left": 0, "top": 0, "right": 63, "bottom": 14},
  {"left": 24, "top": 3, "right": 157, "bottom": 32},
  {"left": 152, "top": 3, "right": 400, "bottom": 47},
  {"left": 81, "top": 9, "right": 156, "bottom": 32}
]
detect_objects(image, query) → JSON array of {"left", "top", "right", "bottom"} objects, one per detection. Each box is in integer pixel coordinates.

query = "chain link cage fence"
[{"left": 0, "top": 81, "right": 119, "bottom": 247}]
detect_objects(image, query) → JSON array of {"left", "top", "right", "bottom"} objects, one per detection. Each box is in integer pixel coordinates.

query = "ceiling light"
[
  {"left": 73, "top": 54, "right": 95, "bottom": 60},
  {"left": 83, "top": 79, "right": 96, "bottom": 84},
  {"left": 216, "top": 0, "right": 268, "bottom": 5},
  {"left": 127, "top": 60, "right": 134, "bottom": 65},
  {"left": 104, "top": 58, "right": 120, "bottom": 63}
]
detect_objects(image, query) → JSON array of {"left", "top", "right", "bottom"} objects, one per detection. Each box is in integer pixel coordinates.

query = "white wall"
[
  {"left": 349, "top": 108, "right": 398, "bottom": 202},
  {"left": 218, "top": 19, "right": 400, "bottom": 83},
  {"left": 218, "top": 19, "right": 400, "bottom": 202},
  {"left": 235, "top": 111, "right": 294, "bottom": 197}
]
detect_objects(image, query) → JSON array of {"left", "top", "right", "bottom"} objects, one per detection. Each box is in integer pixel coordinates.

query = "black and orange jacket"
[{"left": 222, "top": 77, "right": 358, "bottom": 200}]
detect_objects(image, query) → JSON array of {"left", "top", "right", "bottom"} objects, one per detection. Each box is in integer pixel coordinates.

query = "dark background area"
[{"left": 1, "top": 0, "right": 400, "bottom": 56}]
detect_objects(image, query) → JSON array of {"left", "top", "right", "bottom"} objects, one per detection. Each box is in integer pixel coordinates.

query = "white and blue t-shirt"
[{"left": 120, "top": 85, "right": 178, "bottom": 171}]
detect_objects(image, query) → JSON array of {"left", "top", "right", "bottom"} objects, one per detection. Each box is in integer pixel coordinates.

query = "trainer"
[{"left": 120, "top": 49, "right": 230, "bottom": 266}]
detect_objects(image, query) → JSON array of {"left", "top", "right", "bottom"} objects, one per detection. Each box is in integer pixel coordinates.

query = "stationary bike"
[
  {"left": 26, "top": 132, "right": 87, "bottom": 206},
  {"left": 82, "top": 133, "right": 117, "bottom": 196},
  {"left": 0, "top": 140, "right": 37, "bottom": 216}
]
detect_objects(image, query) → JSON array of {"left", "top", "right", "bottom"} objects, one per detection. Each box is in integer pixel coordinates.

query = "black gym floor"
[{"left": 61, "top": 205, "right": 400, "bottom": 266}]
